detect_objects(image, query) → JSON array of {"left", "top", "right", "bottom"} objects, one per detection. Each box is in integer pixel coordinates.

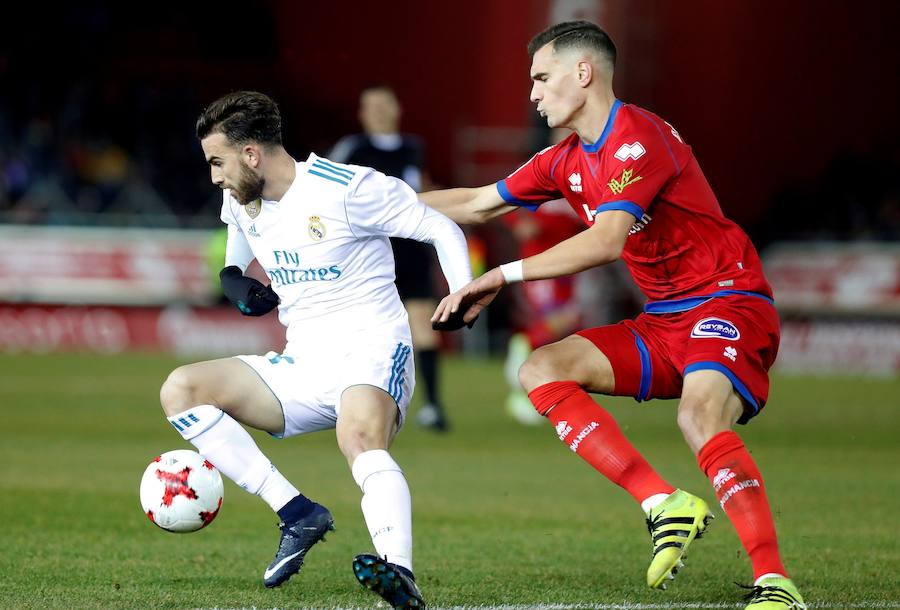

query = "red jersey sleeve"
[
  {"left": 593, "top": 113, "right": 684, "bottom": 221},
  {"left": 496, "top": 143, "right": 566, "bottom": 211}
]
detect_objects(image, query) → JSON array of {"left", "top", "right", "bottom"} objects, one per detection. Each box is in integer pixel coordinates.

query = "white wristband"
[{"left": 499, "top": 260, "right": 525, "bottom": 284}]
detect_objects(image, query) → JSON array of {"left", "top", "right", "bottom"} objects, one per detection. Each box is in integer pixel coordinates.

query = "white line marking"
[{"left": 197, "top": 601, "right": 900, "bottom": 610}]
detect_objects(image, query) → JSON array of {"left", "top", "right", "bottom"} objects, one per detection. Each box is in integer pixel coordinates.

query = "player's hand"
[
  {"left": 219, "top": 266, "right": 280, "bottom": 316},
  {"left": 431, "top": 267, "right": 505, "bottom": 330}
]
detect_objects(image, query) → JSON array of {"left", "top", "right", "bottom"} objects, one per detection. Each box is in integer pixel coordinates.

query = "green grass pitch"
[{"left": 0, "top": 352, "right": 898, "bottom": 609}]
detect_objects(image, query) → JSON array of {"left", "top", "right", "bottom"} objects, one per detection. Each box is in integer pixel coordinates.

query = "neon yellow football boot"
[
  {"left": 740, "top": 576, "right": 806, "bottom": 609},
  {"left": 645, "top": 489, "right": 714, "bottom": 589}
]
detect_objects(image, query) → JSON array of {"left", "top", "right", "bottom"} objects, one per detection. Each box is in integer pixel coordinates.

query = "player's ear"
[
  {"left": 576, "top": 59, "right": 593, "bottom": 88},
  {"left": 243, "top": 144, "right": 261, "bottom": 168}
]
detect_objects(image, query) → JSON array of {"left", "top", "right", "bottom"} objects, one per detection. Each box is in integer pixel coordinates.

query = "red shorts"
[{"left": 576, "top": 295, "right": 780, "bottom": 424}]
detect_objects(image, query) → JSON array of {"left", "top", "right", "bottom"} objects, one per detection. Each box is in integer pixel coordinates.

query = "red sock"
[
  {"left": 698, "top": 431, "right": 787, "bottom": 580},
  {"left": 528, "top": 381, "right": 675, "bottom": 506}
]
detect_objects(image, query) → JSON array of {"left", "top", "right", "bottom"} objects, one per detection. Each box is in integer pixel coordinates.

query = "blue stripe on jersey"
[
  {"left": 312, "top": 159, "right": 355, "bottom": 179},
  {"left": 644, "top": 290, "right": 774, "bottom": 314},
  {"left": 594, "top": 200, "right": 644, "bottom": 221},
  {"left": 630, "top": 330, "right": 652, "bottom": 402},
  {"left": 496, "top": 180, "right": 539, "bottom": 211},
  {"left": 684, "top": 361, "right": 759, "bottom": 423},
  {"left": 582, "top": 99, "right": 622, "bottom": 153},
  {"left": 308, "top": 169, "right": 349, "bottom": 186}
]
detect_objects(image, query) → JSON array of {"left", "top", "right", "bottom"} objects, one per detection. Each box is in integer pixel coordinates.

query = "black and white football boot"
[{"left": 263, "top": 502, "right": 334, "bottom": 588}]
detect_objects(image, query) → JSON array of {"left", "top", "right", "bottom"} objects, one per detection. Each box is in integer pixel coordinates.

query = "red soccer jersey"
[{"left": 498, "top": 100, "right": 773, "bottom": 310}]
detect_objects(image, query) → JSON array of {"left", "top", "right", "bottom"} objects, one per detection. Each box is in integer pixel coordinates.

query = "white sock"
[
  {"left": 352, "top": 449, "right": 413, "bottom": 572},
  {"left": 641, "top": 492, "right": 672, "bottom": 515},
  {"left": 168, "top": 405, "right": 299, "bottom": 512},
  {"left": 754, "top": 572, "right": 787, "bottom": 585}
]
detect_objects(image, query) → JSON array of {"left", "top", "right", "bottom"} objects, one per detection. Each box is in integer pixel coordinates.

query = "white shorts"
[{"left": 236, "top": 336, "right": 415, "bottom": 438}]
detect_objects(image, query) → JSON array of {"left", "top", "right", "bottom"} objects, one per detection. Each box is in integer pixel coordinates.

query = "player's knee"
[
  {"left": 337, "top": 426, "right": 388, "bottom": 465},
  {"left": 676, "top": 392, "right": 730, "bottom": 447},
  {"left": 518, "top": 346, "right": 565, "bottom": 393},
  {"left": 159, "top": 365, "right": 201, "bottom": 416}
]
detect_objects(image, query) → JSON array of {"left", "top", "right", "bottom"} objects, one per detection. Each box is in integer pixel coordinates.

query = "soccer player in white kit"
[{"left": 158, "top": 91, "right": 471, "bottom": 609}]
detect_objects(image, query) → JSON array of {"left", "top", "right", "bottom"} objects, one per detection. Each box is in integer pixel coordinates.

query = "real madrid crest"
[
  {"left": 245, "top": 198, "right": 262, "bottom": 219},
  {"left": 308, "top": 215, "right": 326, "bottom": 241}
]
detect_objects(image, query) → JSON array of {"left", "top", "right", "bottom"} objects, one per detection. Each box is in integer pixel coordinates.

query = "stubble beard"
[{"left": 233, "top": 160, "right": 265, "bottom": 206}]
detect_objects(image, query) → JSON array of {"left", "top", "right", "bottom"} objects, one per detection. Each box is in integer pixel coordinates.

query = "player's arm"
[
  {"left": 431, "top": 210, "right": 632, "bottom": 326},
  {"left": 218, "top": 219, "right": 279, "bottom": 317},
  {"left": 514, "top": 209, "right": 632, "bottom": 278},
  {"left": 419, "top": 184, "right": 515, "bottom": 225},
  {"left": 346, "top": 170, "right": 474, "bottom": 293}
]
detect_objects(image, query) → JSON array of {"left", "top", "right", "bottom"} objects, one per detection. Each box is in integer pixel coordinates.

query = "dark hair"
[
  {"left": 527, "top": 20, "right": 617, "bottom": 67},
  {"left": 196, "top": 91, "right": 282, "bottom": 146}
]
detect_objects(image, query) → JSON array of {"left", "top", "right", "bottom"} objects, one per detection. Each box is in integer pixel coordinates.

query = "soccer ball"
[{"left": 140, "top": 449, "right": 224, "bottom": 533}]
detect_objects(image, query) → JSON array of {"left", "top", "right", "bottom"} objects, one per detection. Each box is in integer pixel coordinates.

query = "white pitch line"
[{"left": 199, "top": 601, "right": 900, "bottom": 610}]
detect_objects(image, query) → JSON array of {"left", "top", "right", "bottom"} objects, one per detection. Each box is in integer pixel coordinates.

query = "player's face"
[
  {"left": 201, "top": 132, "right": 265, "bottom": 205},
  {"left": 359, "top": 89, "right": 401, "bottom": 134},
  {"left": 529, "top": 45, "right": 584, "bottom": 129}
]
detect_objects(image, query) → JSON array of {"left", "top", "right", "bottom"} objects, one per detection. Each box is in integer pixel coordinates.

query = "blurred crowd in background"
[{"left": 1, "top": 1, "right": 898, "bottom": 381}]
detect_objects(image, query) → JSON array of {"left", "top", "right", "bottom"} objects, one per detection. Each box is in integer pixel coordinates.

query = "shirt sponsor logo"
[
  {"left": 690, "top": 318, "right": 741, "bottom": 341},
  {"left": 628, "top": 213, "right": 653, "bottom": 235},
  {"left": 614, "top": 142, "right": 646, "bottom": 162},
  {"left": 245, "top": 198, "right": 262, "bottom": 219},
  {"left": 268, "top": 266, "right": 342, "bottom": 286},
  {"left": 568, "top": 172, "right": 583, "bottom": 193},
  {"left": 308, "top": 215, "right": 326, "bottom": 241},
  {"left": 607, "top": 168, "right": 643, "bottom": 195}
]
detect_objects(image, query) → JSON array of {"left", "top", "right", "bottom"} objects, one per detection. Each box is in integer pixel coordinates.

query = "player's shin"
[
  {"left": 352, "top": 449, "right": 413, "bottom": 572},
  {"left": 167, "top": 405, "right": 302, "bottom": 512},
  {"left": 698, "top": 430, "right": 787, "bottom": 580},
  {"left": 528, "top": 382, "right": 675, "bottom": 504}
]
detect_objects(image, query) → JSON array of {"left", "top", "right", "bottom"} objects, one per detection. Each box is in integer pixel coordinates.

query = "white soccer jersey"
[{"left": 220, "top": 153, "right": 471, "bottom": 348}]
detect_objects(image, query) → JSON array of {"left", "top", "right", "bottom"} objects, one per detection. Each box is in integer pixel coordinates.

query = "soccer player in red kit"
[{"left": 425, "top": 20, "right": 805, "bottom": 609}]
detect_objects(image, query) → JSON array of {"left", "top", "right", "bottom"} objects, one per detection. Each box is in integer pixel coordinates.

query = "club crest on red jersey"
[{"left": 608, "top": 168, "right": 643, "bottom": 195}]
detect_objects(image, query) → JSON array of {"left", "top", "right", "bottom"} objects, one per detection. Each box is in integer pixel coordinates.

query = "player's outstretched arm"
[
  {"left": 431, "top": 209, "right": 633, "bottom": 327},
  {"left": 419, "top": 184, "right": 515, "bottom": 225},
  {"left": 405, "top": 205, "right": 473, "bottom": 293},
  {"left": 513, "top": 209, "right": 633, "bottom": 280}
]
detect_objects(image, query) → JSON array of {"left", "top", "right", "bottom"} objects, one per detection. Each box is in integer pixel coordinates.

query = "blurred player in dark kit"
[{"left": 332, "top": 85, "right": 450, "bottom": 432}]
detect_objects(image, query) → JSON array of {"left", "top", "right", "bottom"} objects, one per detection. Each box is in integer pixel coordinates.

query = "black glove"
[
  {"left": 431, "top": 307, "right": 478, "bottom": 331},
  {"left": 219, "top": 266, "right": 279, "bottom": 316}
]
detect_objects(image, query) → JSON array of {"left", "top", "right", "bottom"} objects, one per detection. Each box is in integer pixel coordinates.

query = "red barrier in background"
[{"left": 0, "top": 304, "right": 285, "bottom": 356}]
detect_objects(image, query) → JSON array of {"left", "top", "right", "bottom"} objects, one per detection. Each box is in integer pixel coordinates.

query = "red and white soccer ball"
[{"left": 140, "top": 449, "right": 224, "bottom": 533}]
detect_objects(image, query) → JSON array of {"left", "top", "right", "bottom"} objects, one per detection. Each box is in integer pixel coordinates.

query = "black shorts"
[{"left": 390, "top": 238, "right": 438, "bottom": 301}]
